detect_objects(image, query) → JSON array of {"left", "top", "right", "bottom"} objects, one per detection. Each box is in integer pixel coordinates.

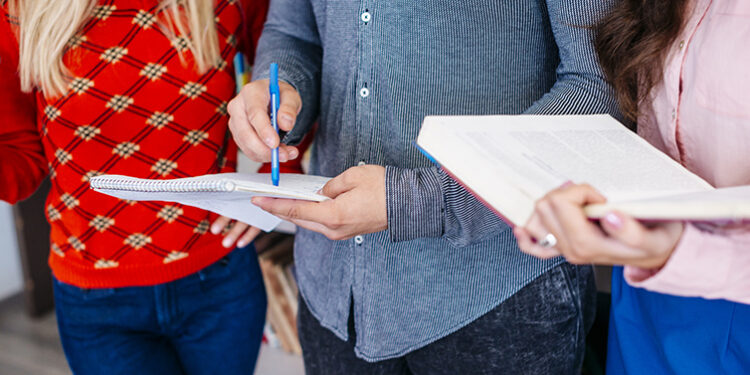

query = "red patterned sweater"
[{"left": 0, "top": 0, "right": 268, "bottom": 288}]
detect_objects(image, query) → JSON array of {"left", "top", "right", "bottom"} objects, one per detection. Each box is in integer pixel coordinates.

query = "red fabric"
[
  {"left": 0, "top": 11, "right": 47, "bottom": 204},
  {"left": 1, "top": 0, "right": 268, "bottom": 288}
]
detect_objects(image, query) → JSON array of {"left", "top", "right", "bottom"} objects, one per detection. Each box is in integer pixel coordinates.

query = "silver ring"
[{"left": 538, "top": 233, "right": 557, "bottom": 248}]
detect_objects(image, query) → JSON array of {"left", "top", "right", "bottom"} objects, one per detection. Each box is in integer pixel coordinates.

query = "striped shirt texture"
[{"left": 253, "top": 0, "right": 620, "bottom": 361}]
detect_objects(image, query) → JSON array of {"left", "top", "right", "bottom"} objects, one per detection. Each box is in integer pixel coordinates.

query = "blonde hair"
[{"left": 8, "top": 0, "right": 220, "bottom": 97}]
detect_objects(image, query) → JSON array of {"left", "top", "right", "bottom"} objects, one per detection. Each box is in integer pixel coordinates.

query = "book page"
[
  {"left": 418, "top": 114, "right": 715, "bottom": 224},
  {"left": 444, "top": 115, "right": 712, "bottom": 201}
]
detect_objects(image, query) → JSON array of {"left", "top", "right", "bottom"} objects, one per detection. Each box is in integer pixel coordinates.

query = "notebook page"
[{"left": 91, "top": 173, "right": 332, "bottom": 231}]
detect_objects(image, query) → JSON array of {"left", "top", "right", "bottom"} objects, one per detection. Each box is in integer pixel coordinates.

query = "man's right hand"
[{"left": 227, "top": 79, "right": 302, "bottom": 163}]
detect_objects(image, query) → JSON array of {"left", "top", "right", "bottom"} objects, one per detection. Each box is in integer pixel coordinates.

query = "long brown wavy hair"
[{"left": 595, "top": 0, "right": 690, "bottom": 122}]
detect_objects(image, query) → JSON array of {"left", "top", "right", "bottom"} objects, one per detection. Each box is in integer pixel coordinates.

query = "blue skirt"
[{"left": 607, "top": 266, "right": 750, "bottom": 374}]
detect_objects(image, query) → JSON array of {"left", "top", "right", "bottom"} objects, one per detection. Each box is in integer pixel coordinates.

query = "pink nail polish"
[
  {"left": 560, "top": 180, "right": 574, "bottom": 188},
  {"left": 604, "top": 213, "right": 623, "bottom": 229}
]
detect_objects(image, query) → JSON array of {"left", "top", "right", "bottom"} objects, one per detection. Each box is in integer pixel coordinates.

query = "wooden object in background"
[{"left": 256, "top": 232, "right": 301, "bottom": 355}]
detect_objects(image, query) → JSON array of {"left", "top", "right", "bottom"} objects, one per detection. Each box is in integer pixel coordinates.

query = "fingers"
[
  {"left": 514, "top": 226, "right": 562, "bottom": 259},
  {"left": 227, "top": 80, "right": 301, "bottom": 163},
  {"left": 278, "top": 82, "right": 302, "bottom": 131},
  {"left": 600, "top": 212, "right": 683, "bottom": 267},
  {"left": 237, "top": 226, "right": 262, "bottom": 248},
  {"left": 221, "top": 221, "right": 249, "bottom": 248},
  {"left": 252, "top": 197, "right": 336, "bottom": 227},
  {"left": 210, "top": 216, "right": 232, "bottom": 235}
]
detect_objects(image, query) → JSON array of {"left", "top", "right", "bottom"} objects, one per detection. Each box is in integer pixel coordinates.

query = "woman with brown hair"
[
  {"left": 515, "top": 0, "right": 749, "bottom": 373},
  {"left": 0, "top": 0, "right": 270, "bottom": 373}
]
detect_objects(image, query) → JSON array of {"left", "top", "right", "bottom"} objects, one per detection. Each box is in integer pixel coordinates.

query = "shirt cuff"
[
  {"left": 624, "top": 224, "right": 731, "bottom": 297},
  {"left": 385, "top": 166, "right": 445, "bottom": 242}
]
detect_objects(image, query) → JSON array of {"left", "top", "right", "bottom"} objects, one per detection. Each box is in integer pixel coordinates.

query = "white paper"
[{"left": 91, "top": 173, "right": 331, "bottom": 232}]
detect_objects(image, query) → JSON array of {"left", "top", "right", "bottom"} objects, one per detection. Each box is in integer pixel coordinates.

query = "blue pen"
[{"left": 269, "top": 63, "right": 280, "bottom": 186}]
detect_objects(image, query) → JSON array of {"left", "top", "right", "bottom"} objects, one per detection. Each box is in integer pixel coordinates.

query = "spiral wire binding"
[{"left": 90, "top": 177, "right": 236, "bottom": 193}]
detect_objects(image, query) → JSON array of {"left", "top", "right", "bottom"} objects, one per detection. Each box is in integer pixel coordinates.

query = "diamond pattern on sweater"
[
  {"left": 106, "top": 95, "right": 133, "bottom": 112},
  {"left": 124, "top": 233, "right": 152, "bottom": 250},
  {"left": 44, "top": 105, "right": 61, "bottom": 121},
  {"left": 163, "top": 251, "right": 189, "bottom": 264},
  {"left": 89, "top": 215, "right": 115, "bottom": 232},
  {"left": 132, "top": 10, "right": 156, "bottom": 28},
  {"left": 140, "top": 63, "right": 167, "bottom": 81},
  {"left": 184, "top": 130, "right": 208, "bottom": 146},
  {"left": 157, "top": 205, "right": 183, "bottom": 223},
  {"left": 14, "top": 0, "right": 248, "bottom": 282},
  {"left": 113, "top": 142, "right": 140, "bottom": 158},
  {"left": 180, "top": 82, "right": 207, "bottom": 99},
  {"left": 146, "top": 111, "right": 173, "bottom": 129},
  {"left": 75, "top": 125, "right": 100, "bottom": 141},
  {"left": 100, "top": 46, "right": 128, "bottom": 63},
  {"left": 70, "top": 78, "right": 94, "bottom": 94},
  {"left": 92, "top": 5, "right": 116, "bottom": 20},
  {"left": 94, "top": 259, "right": 119, "bottom": 269},
  {"left": 151, "top": 159, "right": 177, "bottom": 176}
]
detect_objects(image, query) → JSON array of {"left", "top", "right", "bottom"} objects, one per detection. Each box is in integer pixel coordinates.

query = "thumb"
[
  {"left": 320, "top": 173, "right": 356, "bottom": 199},
  {"left": 278, "top": 82, "right": 302, "bottom": 132}
]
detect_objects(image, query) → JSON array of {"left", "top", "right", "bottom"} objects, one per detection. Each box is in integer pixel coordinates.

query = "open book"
[
  {"left": 416, "top": 114, "right": 750, "bottom": 226},
  {"left": 90, "top": 173, "right": 331, "bottom": 231}
]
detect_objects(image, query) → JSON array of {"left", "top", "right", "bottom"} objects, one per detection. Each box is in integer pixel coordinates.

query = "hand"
[
  {"left": 210, "top": 216, "right": 262, "bottom": 249},
  {"left": 227, "top": 78, "right": 302, "bottom": 163},
  {"left": 513, "top": 183, "right": 685, "bottom": 269},
  {"left": 251, "top": 166, "right": 388, "bottom": 241}
]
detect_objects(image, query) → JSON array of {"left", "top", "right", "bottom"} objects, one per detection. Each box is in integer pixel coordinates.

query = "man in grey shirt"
[{"left": 229, "top": 0, "right": 619, "bottom": 373}]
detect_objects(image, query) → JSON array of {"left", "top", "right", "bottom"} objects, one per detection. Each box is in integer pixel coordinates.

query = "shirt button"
[
  {"left": 357, "top": 161, "right": 366, "bottom": 166},
  {"left": 354, "top": 235, "right": 364, "bottom": 245},
  {"left": 361, "top": 12, "right": 371, "bottom": 23},
  {"left": 359, "top": 87, "right": 370, "bottom": 98},
  {"left": 678, "top": 40, "right": 685, "bottom": 50}
]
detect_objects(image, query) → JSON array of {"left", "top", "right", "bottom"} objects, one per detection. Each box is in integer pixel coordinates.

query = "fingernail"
[
  {"left": 265, "top": 137, "right": 275, "bottom": 148},
  {"left": 604, "top": 212, "right": 623, "bottom": 229},
  {"left": 289, "top": 149, "right": 298, "bottom": 158},
  {"left": 280, "top": 114, "right": 294, "bottom": 128},
  {"left": 560, "top": 180, "right": 574, "bottom": 188},
  {"left": 222, "top": 237, "right": 233, "bottom": 248},
  {"left": 251, "top": 197, "right": 261, "bottom": 205},
  {"left": 237, "top": 240, "right": 247, "bottom": 248},
  {"left": 210, "top": 224, "right": 222, "bottom": 235}
]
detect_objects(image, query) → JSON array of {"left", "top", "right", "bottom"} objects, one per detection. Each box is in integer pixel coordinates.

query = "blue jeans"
[{"left": 53, "top": 245, "right": 267, "bottom": 375}]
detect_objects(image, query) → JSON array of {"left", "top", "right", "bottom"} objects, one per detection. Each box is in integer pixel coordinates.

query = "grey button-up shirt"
[{"left": 253, "top": 0, "right": 619, "bottom": 361}]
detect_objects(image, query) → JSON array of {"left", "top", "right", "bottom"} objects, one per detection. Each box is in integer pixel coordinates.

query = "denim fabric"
[
  {"left": 299, "top": 263, "right": 596, "bottom": 374},
  {"left": 252, "top": 0, "right": 619, "bottom": 360},
  {"left": 52, "top": 245, "right": 266, "bottom": 375}
]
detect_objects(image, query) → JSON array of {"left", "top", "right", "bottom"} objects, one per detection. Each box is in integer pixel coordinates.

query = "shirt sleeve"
[
  {"left": 624, "top": 224, "right": 750, "bottom": 304},
  {"left": 386, "top": 0, "right": 622, "bottom": 245},
  {"left": 250, "top": 0, "right": 322, "bottom": 146},
  {"left": 0, "top": 11, "right": 48, "bottom": 204}
]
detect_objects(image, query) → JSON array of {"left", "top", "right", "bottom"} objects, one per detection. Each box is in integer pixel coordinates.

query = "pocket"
[
  {"left": 515, "top": 264, "right": 579, "bottom": 324},
  {"left": 691, "top": 13, "right": 750, "bottom": 118}
]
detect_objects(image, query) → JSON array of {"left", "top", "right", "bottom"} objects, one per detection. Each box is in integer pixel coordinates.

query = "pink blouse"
[{"left": 625, "top": 0, "right": 750, "bottom": 304}]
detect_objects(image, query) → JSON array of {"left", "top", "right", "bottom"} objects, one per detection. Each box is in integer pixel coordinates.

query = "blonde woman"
[{"left": 0, "top": 0, "right": 269, "bottom": 373}]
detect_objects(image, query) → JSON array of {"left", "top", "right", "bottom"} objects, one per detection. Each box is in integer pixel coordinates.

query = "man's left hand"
[{"left": 252, "top": 165, "right": 388, "bottom": 240}]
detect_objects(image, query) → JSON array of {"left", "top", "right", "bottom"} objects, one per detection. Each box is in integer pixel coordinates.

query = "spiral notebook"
[{"left": 90, "top": 173, "right": 331, "bottom": 231}]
